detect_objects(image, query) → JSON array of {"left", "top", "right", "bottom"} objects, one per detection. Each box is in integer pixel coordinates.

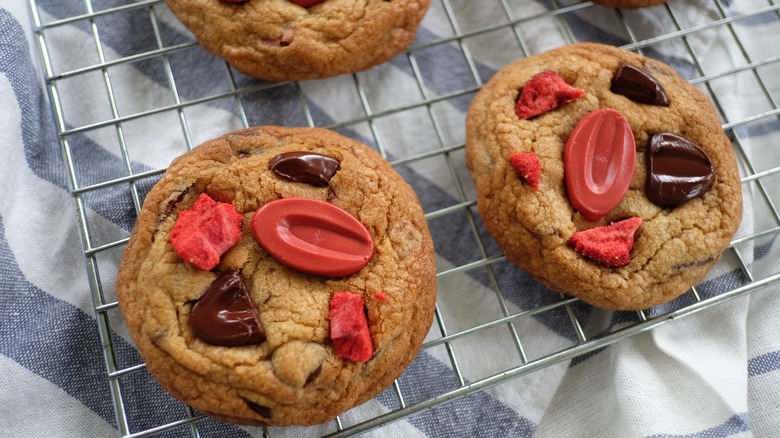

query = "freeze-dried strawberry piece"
[
  {"left": 329, "top": 292, "right": 372, "bottom": 362},
  {"left": 569, "top": 217, "right": 642, "bottom": 267},
  {"left": 169, "top": 193, "right": 243, "bottom": 271},
  {"left": 509, "top": 152, "right": 541, "bottom": 190},
  {"left": 515, "top": 71, "right": 586, "bottom": 119}
]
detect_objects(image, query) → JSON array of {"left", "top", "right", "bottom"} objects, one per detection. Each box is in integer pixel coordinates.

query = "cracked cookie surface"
[
  {"left": 116, "top": 126, "right": 437, "bottom": 426},
  {"left": 465, "top": 43, "right": 742, "bottom": 310},
  {"left": 166, "top": 0, "right": 429, "bottom": 81}
]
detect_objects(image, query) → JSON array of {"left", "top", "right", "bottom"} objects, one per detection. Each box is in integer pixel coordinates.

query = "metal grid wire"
[{"left": 27, "top": 0, "right": 780, "bottom": 436}]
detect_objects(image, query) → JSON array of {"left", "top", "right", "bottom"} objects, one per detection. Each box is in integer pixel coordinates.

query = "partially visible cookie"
[
  {"left": 591, "top": 0, "right": 667, "bottom": 8},
  {"left": 116, "top": 126, "right": 437, "bottom": 426},
  {"left": 166, "top": 0, "right": 430, "bottom": 81},
  {"left": 465, "top": 43, "right": 742, "bottom": 310}
]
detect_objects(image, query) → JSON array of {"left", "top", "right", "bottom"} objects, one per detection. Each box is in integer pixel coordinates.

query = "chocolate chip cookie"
[
  {"left": 116, "top": 126, "right": 437, "bottom": 426},
  {"left": 165, "top": 0, "right": 430, "bottom": 81},
  {"left": 465, "top": 43, "right": 742, "bottom": 310}
]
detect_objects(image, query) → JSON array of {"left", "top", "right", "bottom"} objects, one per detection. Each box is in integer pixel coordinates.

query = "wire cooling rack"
[{"left": 28, "top": 0, "right": 780, "bottom": 437}]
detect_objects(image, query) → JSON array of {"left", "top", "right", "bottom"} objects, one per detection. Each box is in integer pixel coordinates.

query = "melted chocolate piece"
[
  {"left": 646, "top": 133, "right": 715, "bottom": 207},
  {"left": 671, "top": 256, "right": 717, "bottom": 271},
  {"left": 261, "top": 27, "right": 294, "bottom": 48},
  {"left": 610, "top": 63, "right": 669, "bottom": 106},
  {"left": 190, "top": 270, "right": 266, "bottom": 346},
  {"left": 154, "top": 188, "right": 191, "bottom": 241},
  {"left": 304, "top": 364, "right": 323, "bottom": 386},
  {"left": 244, "top": 400, "right": 272, "bottom": 419},
  {"left": 161, "top": 189, "right": 190, "bottom": 222},
  {"left": 269, "top": 152, "right": 340, "bottom": 187}
]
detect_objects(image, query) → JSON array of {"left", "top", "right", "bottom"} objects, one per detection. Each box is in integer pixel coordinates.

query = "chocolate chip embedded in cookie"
[
  {"left": 465, "top": 43, "right": 742, "bottom": 310},
  {"left": 116, "top": 126, "right": 437, "bottom": 426},
  {"left": 165, "top": 0, "right": 430, "bottom": 81}
]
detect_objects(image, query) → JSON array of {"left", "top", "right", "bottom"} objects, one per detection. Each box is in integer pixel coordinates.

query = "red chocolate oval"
[
  {"left": 646, "top": 133, "right": 714, "bottom": 206},
  {"left": 564, "top": 108, "right": 636, "bottom": 221},
  {"left": 251, "top": 198, "right": 374, "bottom": 277},
  {"left": 190, "top": 270, "right": 266, "bottom": 347}
]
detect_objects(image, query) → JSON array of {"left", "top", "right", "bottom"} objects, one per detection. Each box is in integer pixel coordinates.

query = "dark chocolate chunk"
[
  {"left": 269, "top": 151, "right": 340, "bottom": 187},
  {"left": 646, "top": 133, "right": 715, "bottom": 207},
  {"left": 244, "top": 400, "right": 273, "bottom": 418},
  {"left": 190, "top": 270, "right": 266, "bottom": 346},
  {"left": 304, "top": 364, "right": 323, "bottom": 386},
  {"left": 162, "top": 188, "right": 190, "bottom": 222},
  {"left": 611, "top": 63, "right": 669, "bottom": 106},
  {"left": 671, "top": 256, "right": 718, "bottom": 271}
]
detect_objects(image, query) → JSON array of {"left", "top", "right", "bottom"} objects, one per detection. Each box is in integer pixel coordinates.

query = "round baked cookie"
[
  {"left": 465, "top": 43, "right": 742, "bottom": 310},
  {"left": 165, "top": 0, "right": 430, "bottom": 81},
  {"left": 116, "top": 126, "right": 437, "bottom": 426},
  {"left": 591, "top": 0, "right": 667, "bottom": 8}
]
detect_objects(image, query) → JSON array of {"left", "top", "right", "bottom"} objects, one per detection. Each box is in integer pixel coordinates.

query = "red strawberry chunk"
[
  {"left": 169, "top": 193, "right": 243, "bottom": 271},
  {"left": 509, "top": 152, "right": 541, "bottom": 190},
  {"left": 329, "top": 292, "right": 372, "bottom": 363},
  {"left": 515, "top": 71, "right": 586, "bottom": 119},
  {"left": 569, "top": 217, "right": 642, "bottom": 267}
]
